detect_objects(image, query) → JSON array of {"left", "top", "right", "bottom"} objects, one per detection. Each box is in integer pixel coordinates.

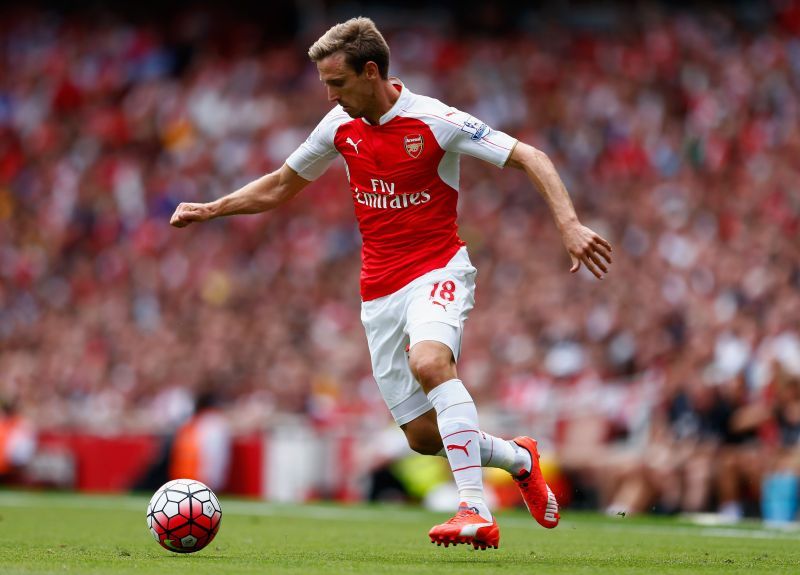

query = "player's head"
[{"left": 308, "top": 17, "right": 391, "bottom": 118}]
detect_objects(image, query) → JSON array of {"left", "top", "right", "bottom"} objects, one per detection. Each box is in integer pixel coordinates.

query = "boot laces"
[{"left": 446, "top": 506, "right": 478, "bottom": 523}]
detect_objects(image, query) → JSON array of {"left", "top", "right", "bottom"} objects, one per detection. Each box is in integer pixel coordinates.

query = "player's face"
[{"left": 317, "top": 52, "right": 375, "bottom": 118}]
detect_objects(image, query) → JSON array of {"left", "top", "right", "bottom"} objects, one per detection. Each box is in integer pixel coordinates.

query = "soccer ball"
[{"left": 146, "top": 479, "right": 222, "bottom": 553}]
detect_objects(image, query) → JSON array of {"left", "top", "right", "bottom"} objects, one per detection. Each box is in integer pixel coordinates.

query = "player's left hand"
[{"left": 562, "top": 223, "right": 612, "bottom": 279}]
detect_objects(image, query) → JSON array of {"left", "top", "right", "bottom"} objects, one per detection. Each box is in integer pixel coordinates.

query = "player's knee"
[
  {"left": 406, "top": 435, "right": 442, "bottom": 456},
  {"left": 409, "top": 350, "right": 453, "bottom": 389},
  {"left": 400, "top": 410, "right": 441, "bottom": 455}
]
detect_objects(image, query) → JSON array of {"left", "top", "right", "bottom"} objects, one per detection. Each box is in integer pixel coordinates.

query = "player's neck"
[{"left": 364, "top": 80, "right": 401, "bottom": 125}]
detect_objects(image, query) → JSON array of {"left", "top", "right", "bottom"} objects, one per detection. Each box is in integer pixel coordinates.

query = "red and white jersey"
[{"left": 286, "top": 79, "right": 517, "bottom": 301}]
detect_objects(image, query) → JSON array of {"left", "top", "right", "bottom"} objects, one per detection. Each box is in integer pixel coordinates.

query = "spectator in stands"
[
  {"left": 168, "top": 390, "right": 232, "bottom": 492},
  {"left": 0, "top": 397, "right": 36, "bottom": 483}
]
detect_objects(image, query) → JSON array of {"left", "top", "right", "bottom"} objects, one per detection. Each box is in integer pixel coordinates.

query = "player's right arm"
[
  {"left": 171, "top": 106, "right": 346, "bottom": 228},
  {"left": 169, "top": 163, "right": 310, "bottom": 228}
]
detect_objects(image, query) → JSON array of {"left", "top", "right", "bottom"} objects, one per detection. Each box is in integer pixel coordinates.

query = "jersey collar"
[{"left": 361, "top": 78, "right": 409, "bottom": 126}]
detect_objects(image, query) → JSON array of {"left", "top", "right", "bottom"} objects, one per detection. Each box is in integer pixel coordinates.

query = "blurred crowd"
[{"left": 2, "top": 3, "right": 800, "bottom": 517}]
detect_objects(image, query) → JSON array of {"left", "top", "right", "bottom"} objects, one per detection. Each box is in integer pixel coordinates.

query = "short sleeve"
[
  {"left": 286, "top": 108, "right": 347, "bottom": 181},
  {"left": 436, "top": 108, "right": 517, "bottom": 167}
]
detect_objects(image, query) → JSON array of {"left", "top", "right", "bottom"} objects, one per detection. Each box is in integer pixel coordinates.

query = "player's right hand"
[{"left": 170, "top": 202, "right": 213, "bottom": 228}]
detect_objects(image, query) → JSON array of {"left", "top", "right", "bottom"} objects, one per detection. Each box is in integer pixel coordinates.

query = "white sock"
[
  {"left": 479, "top": 432, "right": 532, "bottom": 475},
  {"left": 437, "top": 433, "right": 532, "bottom": 475},
  {"left": 427, "top": 379, "right": 492, "bottom": 520}
]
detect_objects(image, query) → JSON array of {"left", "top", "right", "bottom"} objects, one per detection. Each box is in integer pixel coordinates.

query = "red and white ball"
[{"left": 146, "top": 479, "right": 222, "bottom": 553}]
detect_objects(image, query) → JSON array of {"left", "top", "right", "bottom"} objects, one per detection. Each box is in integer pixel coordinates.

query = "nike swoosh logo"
[
  {"left": 163, "top": 539, "right": 182, "bottom": 551},
  {"left": 459, "top": 522, "right": 494, "bottom": 537}
]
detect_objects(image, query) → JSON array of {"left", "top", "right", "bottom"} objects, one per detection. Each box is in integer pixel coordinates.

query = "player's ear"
[{"left": 363, "top": 61, "right": 380, "bottom": 80}]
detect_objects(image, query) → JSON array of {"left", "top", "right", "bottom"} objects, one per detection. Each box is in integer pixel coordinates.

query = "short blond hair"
[{"left": 308, "top": 17, "right": 390, "bottom": 79}]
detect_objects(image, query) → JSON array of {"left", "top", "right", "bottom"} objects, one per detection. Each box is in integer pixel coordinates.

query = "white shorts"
[{"left": 360, "top": 247, "right": 477, "bottom": 426}]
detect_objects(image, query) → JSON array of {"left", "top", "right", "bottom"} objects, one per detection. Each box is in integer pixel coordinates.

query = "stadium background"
[{"left": 1, "top": 0, "right": 799, "bottom": 522}]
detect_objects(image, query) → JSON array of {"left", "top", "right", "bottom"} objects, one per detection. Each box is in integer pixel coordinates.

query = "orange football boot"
[
  {"left": 428, "top": 503, "right": 500, "bottom": 550},
  {"left": 512, "top": 436, "right": 560, "bottom": 528}
]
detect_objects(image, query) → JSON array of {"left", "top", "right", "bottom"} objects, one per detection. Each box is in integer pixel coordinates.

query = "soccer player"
[{"left": 170, "top": 17, "right": 612, "bottom": 550}]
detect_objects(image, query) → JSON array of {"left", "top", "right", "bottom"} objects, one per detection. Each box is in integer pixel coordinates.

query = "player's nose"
[{"left": 327, "top": 86, "right": 339, "bottom": 103}]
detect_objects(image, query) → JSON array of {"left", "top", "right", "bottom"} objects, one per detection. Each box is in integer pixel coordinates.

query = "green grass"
[{"left": 1, "top": 491, "right": 799, "bottom": 574}]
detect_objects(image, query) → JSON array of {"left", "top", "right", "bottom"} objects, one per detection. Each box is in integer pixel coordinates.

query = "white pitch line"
[
  {"left": 585, "top": 521, "right": 800, "bottom": 541},
  {"left": 0, "top": 492, "right": 798, "bottom": 541}
]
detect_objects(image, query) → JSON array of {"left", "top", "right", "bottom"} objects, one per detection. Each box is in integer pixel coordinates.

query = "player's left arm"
[{"left": 505, "top": 142, "right": 612, "bottom": 279}]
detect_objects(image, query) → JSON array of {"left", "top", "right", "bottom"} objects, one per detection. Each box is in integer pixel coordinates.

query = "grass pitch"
[{"left": 1, "top": 491, "right": 799, "bottom": 574}]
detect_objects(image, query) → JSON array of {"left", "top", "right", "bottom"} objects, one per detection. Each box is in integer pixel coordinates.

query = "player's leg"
[
  {"left": 399, "top": 409, "right": 442, "bottom": 455},
  {"left": 359, "top": 284, "right": 496, "bottom": 549},
  {"left": 408, "top": 339, "right": 491, "bottom": 517},
  {"left": 404, "top": 252, "right": 513, "bottom": 546},
  {"left": 406, "top": 339, "right": 497, "bottom": 549},
  {"left": 405, "top": 249, "right": 558, "bottom": 530},
  {"left": 401, "top": 405, "right": 531, "bottom": 473},
  {"left": 360, "top": 287, "right": 436, "bottom": 432},
  {"left": 397, "top": 252, "right": 497, "bottom": 548},
  {"left": 361, "top": 270, "right": 486, "bottom": 537},
  {"left": 406, "top": 338, "right": 557, "bottom": 525},
  {"left": 398, "top": 366, "right": 558, "bottom": 530}
]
